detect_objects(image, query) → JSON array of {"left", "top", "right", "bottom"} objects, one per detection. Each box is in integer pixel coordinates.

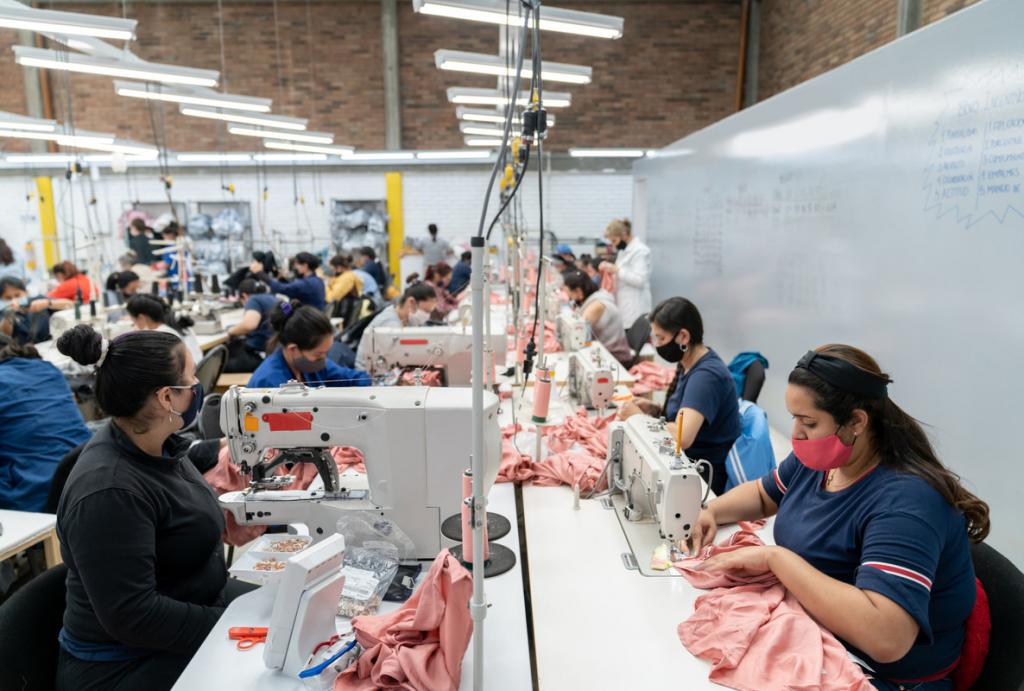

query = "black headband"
[{"left": 796, "top": 351, "right": 890, "bottom": 399}]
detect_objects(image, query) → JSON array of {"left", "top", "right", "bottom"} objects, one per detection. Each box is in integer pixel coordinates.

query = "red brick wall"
[
  {"left": 758, "top": 0, "right": 983, "bottom": 102},
  {"left": 0, "top": 0, "right": 742, "bottom": 153}
]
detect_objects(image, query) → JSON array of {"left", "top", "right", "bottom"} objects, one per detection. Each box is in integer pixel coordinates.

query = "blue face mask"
[{"left": 169, "top": 382, "right": 204, "bottom": 427}]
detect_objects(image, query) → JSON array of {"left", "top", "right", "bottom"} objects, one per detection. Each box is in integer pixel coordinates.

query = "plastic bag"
[
  {"left": 336, "top": 546, "right": 399, "bottom": 618},
  {"left": 335, "top": 511, "right": 415, "bottom": 560}
]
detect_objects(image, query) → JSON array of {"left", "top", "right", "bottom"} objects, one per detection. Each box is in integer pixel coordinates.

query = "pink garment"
[
  {"left": 600, "top": 266, "right": 616, "bottom": 294},
  {"left": 629, "top": 361, "right": 676, "bottom": 396},
  {"left": 509, "top": 322, "right": 561, "bottom": 356},
  {"left": 203, "top": 446, "right": 366, "bottom": 546},
  {"left": 399, "top": 368, "right": 444, "bottom": 387},
  {"left": 335, "top": 550, "right": 473, "bottom": 691},
  {"left": 674, "top": 527, "right": 873, "bottom": 691}
]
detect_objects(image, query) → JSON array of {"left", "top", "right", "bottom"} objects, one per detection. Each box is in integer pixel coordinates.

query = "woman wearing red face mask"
[{"left": 690, "top": 344, "right": 989, "bottom": 691}]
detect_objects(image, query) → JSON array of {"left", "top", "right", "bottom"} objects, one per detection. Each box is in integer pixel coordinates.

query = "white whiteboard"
[{"left": 635, "top": 0, "right": 1024, "bottom": 567}]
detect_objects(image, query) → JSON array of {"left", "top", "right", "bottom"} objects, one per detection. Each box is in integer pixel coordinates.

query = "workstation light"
[
  {"left": 0, "top": 6, "right": 136, "bottom": 40},
  {"left": 413, "top": 0, "right": 622, "bottom": 39},
  {"left": 435, "top": 50, "right": 592, "bottom": 85},
  {"left": 180, "top": 107, "right": 307, "bottom": 131},
  {"left": 14, "top": 46, "right": 219, "bottom": 87},
  {"left": 115, "top": 81, "right": 272, "bottom": 113},
  {"left": 0, "top": 111, "right": 56, "bottom": 132}
]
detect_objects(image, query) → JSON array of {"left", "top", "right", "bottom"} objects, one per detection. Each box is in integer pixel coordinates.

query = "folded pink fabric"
[
  {"left": 674, "top": 527, "right": 873, "bottom": 691},
  {"left": 629, "top": 361, "right": 677, "bottom": 396},
  {"left": 335, "top": 550, "right": 474, "bottom": 691},
  {"left": 203, "top": 446, "right": 366, "bottom": 546}
]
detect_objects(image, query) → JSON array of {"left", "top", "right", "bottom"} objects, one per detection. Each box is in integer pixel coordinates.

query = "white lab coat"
[{"left": 613, "top": 238, "right": 652, "bottom": 326}]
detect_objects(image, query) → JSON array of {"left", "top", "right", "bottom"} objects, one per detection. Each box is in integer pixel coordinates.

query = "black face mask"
[
  {"left": 616, "top": 240, "right": 627, "bottom": 252},
  {"left": 656, "top": 332, "right": 687, "bottom": 363}
]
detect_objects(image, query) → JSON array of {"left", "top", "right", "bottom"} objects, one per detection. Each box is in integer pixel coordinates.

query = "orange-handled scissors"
[{"left": 229, "top": 626, "right": 268, "bottom": 651}]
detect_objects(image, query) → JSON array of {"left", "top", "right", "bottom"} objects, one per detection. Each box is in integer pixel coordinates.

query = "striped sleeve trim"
[
  {"left": 772, "top": 468, "right": 788, "bottom": 494},
  {"left": 861, "top": 561, "right": 933, "bottom": 591}
]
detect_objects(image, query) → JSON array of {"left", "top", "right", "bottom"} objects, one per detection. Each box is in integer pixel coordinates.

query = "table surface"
[
  {"left": 173, "top": 482, "right": 531, "bottom": 691},
  {"left": 0, "top": 509, "right": 57, "bottom": 556}
]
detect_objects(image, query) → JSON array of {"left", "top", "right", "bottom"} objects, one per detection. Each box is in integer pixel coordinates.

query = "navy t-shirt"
[
  {"left": 663, "top": 348, "right": 740, "bottom": 467},
  {"left": 243, "top": 293, "right": 279, "bottom": 352},
  {"left": 762, "top": 455, "right": 976, "bottom": 681}
]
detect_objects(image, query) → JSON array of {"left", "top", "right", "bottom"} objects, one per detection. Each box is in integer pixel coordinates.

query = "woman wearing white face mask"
[{"left": 354, "top": 282, "right": 438, "bottom": 372}]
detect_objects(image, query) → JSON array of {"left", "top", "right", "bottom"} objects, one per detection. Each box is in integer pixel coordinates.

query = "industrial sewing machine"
[
  {"left": 218, "top": 383, "right": 502, "bottom": 559},
  {"left": 567, "top": 343, "right": 616, "bottom": 410},
  {"left": 606, "top": 415, "right": 706, "bottom": 572},
  {"left": 363, "top": 324, "right": 508, "bottom": 386},
  {"left": 556, "top": 310, "right": 588, "bottom": 352},
  {"left": 49, "top": 305, "right": 134, "bottom": 341}
]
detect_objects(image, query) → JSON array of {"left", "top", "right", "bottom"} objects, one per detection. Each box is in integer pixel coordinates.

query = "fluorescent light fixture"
[
  {"left": 180, "top": 106, "right": 307, "bottom": 130},
  {"left": 435, "top": 50, "right": 591, "bottom": 85},
  {"left": 569, "top": 148, "right": 646, "bottom": 158},
  {"left": 252, "top": 153, "right": 327, "bottom": 162},
  {"left": 446, "top": 87, "right": 571, "bottom": 108},
  {"left": 416, "top": 149, "right": 492, "bottom": 160},
  {"left": 62, "top": 38, "right": 95, "bottom": 52},
  {"left": 465, "top": 138, "right": 504, "bottom": 147},
  {"left": 5, "top": 154, "right": 75, "bottom": 164},
  {"left": 0, "top": 127, "right": 115, "bottom": 146},
  {"left": 459, "top": 123, "right": 507, "bottom": 138},
  {"left": 177, "top": 152, "right": 253, "bottom": 162},
  {"left": 455, "top": 106, "right": 555, "bottom": 127},
  {"left": 228, "top": 125, "right": 333, "bottom": 144},
  {"left": 0, "top": 111, "right": 56, "bottom": 132},
  {"left": 341, "top": 151, "right": 416, "bottom": 161},
  {"left": 414, "top": 0, "right": 622, "bottom": 38},
  {"left": 81, "top": 140, "right": 159, "bottom": 158},
  {"left": 115, "top": 81, "right": 271, "bottom": 113},
  {"left": 15, "top": 46, "right": 218, "bottom": 87},
  {"left": 0, "top": 6, "right": 136, "bottom": 40},
  {"left": 263, "top": 141, "right": 354, "bottom": 156}
]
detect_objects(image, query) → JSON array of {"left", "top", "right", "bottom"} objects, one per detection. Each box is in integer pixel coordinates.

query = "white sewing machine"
[
  {"left": 49, "top": 306, "right": 134, "bottom": 341},
  {"left": 556, "top": 310, "right": 588, "bottom": 352},
  {"left": 218, "top": 384, "right": 502, "bottom": 559},
  {"left": 182, "top": 296, "right": 230, "bottom": 335},
  {"left": 606, "top": 415, "right": 706, "bottom": 573},
  {"left": 364, "top": 324, "right": 508, "bottom": 386},
  {"left": 567, "top": 344, "right": 616, "bottom": 410}
]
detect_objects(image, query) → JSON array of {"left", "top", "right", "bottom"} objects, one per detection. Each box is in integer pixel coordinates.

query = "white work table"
[
  {"left": 0, "top": 509, "right": 61, "bottom": 567},
  {"left": 173, "top": 482, "right": 531, "bottom": 691}
]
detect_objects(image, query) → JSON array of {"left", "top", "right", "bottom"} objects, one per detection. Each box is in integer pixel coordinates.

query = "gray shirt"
[
  {"left": 355, "top": 304, "right": 403, "bottom": 371},
  {"left": 412, "top": 236, "right": 452, "bottom": 266},
  {"left": 582, "top": 289, "right": 632, "bottom": 365}
]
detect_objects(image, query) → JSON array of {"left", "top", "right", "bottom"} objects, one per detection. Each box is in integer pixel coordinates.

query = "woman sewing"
[
  {"left": 561, "top": 269, "right": 632, "bottom": 367},
  {"left": 691, "top": 345, "right": 987, "bottom": 690}
]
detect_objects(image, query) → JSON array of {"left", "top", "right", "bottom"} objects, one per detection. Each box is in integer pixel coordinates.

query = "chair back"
[
  {"left": 0, "top": 564, "right": 68, "bottom": 691},
  {"left": 196, "top": 344, "right": 228, "bottom": 394},
  {"left": 970, "top": 542, "right": 1024, "bottom": 690}
]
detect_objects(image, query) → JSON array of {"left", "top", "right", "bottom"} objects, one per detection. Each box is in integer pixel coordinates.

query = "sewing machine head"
[
  {"left": 557, "top": 310, "right": 588, "bottom": 352},
  {"left": 607, "top": 415, "right": 705, "bottom": 544},
  {"left": 49, "top": 307, "right": 134, "bottom": 342},
  {"left": 568, "top": 348, "right": 614, "bottom": 410},
  {"left": 364, "top": 325, "right": 507, "bottom": 386},
  {"left": 219, "top": 384, "right": 503, "bottom": 558}
]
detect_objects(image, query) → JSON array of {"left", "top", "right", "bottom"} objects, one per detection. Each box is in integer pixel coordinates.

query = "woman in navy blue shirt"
[
  {"left": 691, "top": 344, "right": 989, "bottom": 690},
  {"left": 248, "top": 300, "right": 370, "bottom": 388},
  {"left": 620, "top": 297, "right": 740, "bottom": 494}
]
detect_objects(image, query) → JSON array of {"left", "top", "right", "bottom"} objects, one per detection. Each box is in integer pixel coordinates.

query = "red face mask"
[{"left": 791, "top": 429, "right": 854, "bottom": 471}]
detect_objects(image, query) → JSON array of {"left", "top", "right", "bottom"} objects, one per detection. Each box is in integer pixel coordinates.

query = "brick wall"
[
  {"left": 0, "top": 0, "right": 741, "bottom": 153},
  {"left": 757, "top": 0, "right": 982, "bottom": 102}
]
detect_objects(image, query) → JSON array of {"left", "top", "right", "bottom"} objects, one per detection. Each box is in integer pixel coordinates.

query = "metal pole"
[
  {"left": 469, "top": 235, "right": 487, "bottom": 691},
  {"left": 533, "top": 257, "right": 547, "bottom": 464}
]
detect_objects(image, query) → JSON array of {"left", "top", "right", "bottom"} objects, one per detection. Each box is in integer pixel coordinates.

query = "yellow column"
[
  {"left": 385, "top": 171, "right": 404, "bottom": 290},
  {"left": 35, "top": 176, "right": 59, "bottom": 268}
]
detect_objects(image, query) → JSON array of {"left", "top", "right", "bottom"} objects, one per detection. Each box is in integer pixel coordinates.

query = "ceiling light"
[
  {"left": 177, "top": 152, "right": 253, "bottom": 162},
  {"left": 115, "top": 81, "right": 271, "bottom": 113},
  {"left": 263, "top": 141, "right": 354, "bottom": 156},
  {"left": 435, "top": 50, "right": 591, "bottom": 85},
  {"left": 252, "top": 153, "right": 327, "bottom": 162},
  {"left": 0, "top": 128, "right": 115, "bottom": 146},
  {"left": 5, "top": 154, "right": 75, "bottom": 164},
  {"left": 569, "top": 148, "right": 646, "bottom": 158},
  {"left": 228, "top": 125, "right": 333, "bottom": 144},
  {"left": 15, "top": 46, "right": 218, "bottom": 87},
  {"left": 413, "top": 0, "right": 622, "bottom": 39},
  {"left": 0, "top": 111, "right": 56, "bottom": 132},
  {"left": 341, "top": 151, "right": 416, "bottom": 161},
  {"left": 459, "top": 123, "right": 507, "bottom": 137},
  {"left": 465, "top": 138, "right": 504, "bottom": 147},
  {"left": 416, "top": 150, "right": 492, "bottom": 160},
  {"left": 0, "top": 6, "right": 136, "bottom": 40},
  {"left": 456, "top": 106, "right": 555, "bottom": 126},
  {"left": 446, "top": 87, "right": 571, "bottom": 108},
  {"left": 180, "top": 106, "right": 306, "bottom": 130},
  {"left": 82, "top": 140, "right": 160, "bottom": 158}
]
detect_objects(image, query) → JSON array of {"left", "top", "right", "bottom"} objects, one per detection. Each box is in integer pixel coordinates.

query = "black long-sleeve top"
[{"left": 57, "top": 421, "right": 227, "bottom": 657}]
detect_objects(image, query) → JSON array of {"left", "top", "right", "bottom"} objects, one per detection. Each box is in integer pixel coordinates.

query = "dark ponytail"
[
  {"left": 125, "top": 294, "right": 194, "bottom": 334},
  {"left": 562, "top": 270, "right": 598, "bottom": 300},
  {"left": 424, "top": 262, "right": 452, "bottom": 283},
  {"left": 57, "top": 324, "right": 185, "bottom": 424},
  {"left": 0, "top": 340, "right": 40, "bottom": 363},
  {"left": 649, "top": 297, "right": 704, "bottom": 345},
  {"left": 267, "top": 299, "right": 332, "bottom": 352},
  {"left": 789, "top": 344, "right": 990, "bottom": 542}
]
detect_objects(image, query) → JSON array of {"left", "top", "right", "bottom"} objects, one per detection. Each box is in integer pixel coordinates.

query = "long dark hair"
[
  {"left": 424, "top": 262, "right": 452, "bottom": 283},
  {"left": 0, "top": 238, "right": 13, "bottom": 265},
  {"left": 562, "top": 270, "right": 598, "bottom": 300},
  {"left": 790, "top": 344, "right": 990, "bottom": 542},
  {"left": 268, "top": 299, "right": 332, "bottom": 352},
  {"left": 0, "top": 340, "right": 40, "bottom": 362},
  {"left": 57, "top": 324, "right": 185, "bottom": 428},
  {"left": 125, "top": 294, "right": 194, "bottom": 334},
  {"left": 649, "top": 296, "right": 704, "bottom": 345},
  {"left": 52, "top": 261, "right": 79, "bottom": 279}
]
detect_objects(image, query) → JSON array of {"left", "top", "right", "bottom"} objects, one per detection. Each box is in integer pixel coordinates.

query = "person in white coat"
[{"left": 599, "top": 219, "right": 652, "bottom": 327}]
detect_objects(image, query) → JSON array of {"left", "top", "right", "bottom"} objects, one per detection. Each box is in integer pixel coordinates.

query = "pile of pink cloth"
[
  {"left": 399, "top": 368, "right": 444, "bottom": 387},
  {"left": 496, "top": 409, "right": 615, "bottom": 493},
  {"left": 674, "top": 525, "right": 873, "bottom": 691},
  {"left": 510, "top": 322, "right": 561, "bottom": 358},
  {"left": 629, "top": 361, "right": 677, "bottom": 396},
  {"left": 203, "top": 445, "right": 366, "bottom": 546},
  {"left": 335, "top": 550, "right": 473, "bottom": 691}
]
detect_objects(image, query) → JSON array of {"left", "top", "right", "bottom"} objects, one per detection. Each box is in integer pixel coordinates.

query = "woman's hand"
[
  {"left": 28, "top": 299, "right": 50, "bottom": 313},
  {"left": 699, "top": 546, "right": 777, "bottom": 577},
  {"left": 617, "top": 401, "right": 642, "bottom": 420},
  {"left": 684, "top": 506, "right": 719, "bottom": 555},
  {"left": 598, "top": 261, "right": 617, "bottom": 274}
]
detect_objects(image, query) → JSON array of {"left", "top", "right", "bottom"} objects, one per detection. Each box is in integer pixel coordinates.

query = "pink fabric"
[
  {"left": 335, "top": 550, "right": 473, "bottom": 691},
  {"left": 629, "top": 362, "right": 676, "bottom": 396},
  {"left": 674, "top": 527, "right": 873, "bottom": 691},
  {"left": 399, "top": 368, "right": 444, "bottom": 387},
  {"left": 203, "top": 446, "right": 366, "bottom": 546},
  {"left": 509, "top": 322, "right": 561, "bottom": 355},
  {"left": 600, "top": 266, "right": 616, "bottom": 294}
]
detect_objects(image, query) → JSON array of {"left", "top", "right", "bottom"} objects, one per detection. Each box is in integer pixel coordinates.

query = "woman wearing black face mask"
[
  {"left": 248, "top": 300, "right": 371, "bottom": 388},
  {"left": 54, "top": 325, "right": 254, "bottom": 691},
  {"left": 619, "top": 296, "right": 740, "bottom": 494},
  {"left": 598, "top": 218, "right": 652, "bottom": 327}
]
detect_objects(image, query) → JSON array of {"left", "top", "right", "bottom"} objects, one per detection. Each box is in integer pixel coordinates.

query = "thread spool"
[
  {"left": 532, "top": 367, "right": 553, "bottom": 423},
  {"left": 461, "top": 468, "right": 489, "bottom": 563}
]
